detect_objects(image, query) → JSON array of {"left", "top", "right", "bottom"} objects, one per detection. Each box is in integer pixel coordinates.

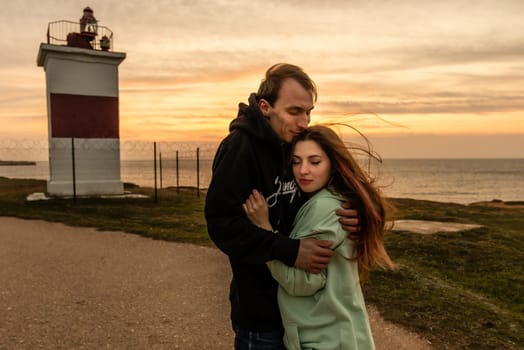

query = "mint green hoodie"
[{"left": 267, "top": 189, "right": 375, "bottom": 350}]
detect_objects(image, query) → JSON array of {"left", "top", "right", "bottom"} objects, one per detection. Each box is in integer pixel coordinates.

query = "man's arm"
[
  {"left": 243, "top": 188, "right": 335, "bottom": 272},
  {"left": 294, "top": 239, "right": 333, "bottom": 273},
  {"left": 241, "top": 185, "right": 360, "bottom": 273},
  {"left": 205, "top": 134, "right": 299, "bottom": 265}
]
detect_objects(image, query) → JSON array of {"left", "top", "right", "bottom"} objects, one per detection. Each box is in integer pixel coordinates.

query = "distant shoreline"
[
  {"left": 1, "top": 159, "right": 522, "bottom": 205},
  {"left": 0, "top": 161, "right": 36, "bottom": 166}
]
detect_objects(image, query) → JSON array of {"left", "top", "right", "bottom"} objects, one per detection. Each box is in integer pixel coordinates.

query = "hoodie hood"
[{"left": 229, "top": 93, "right": 282, "bottom": 147}]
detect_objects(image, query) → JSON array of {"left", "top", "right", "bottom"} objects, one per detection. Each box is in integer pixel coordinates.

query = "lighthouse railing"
[{"left": 46, "top": 20, "right": 114, "bottom": 51}]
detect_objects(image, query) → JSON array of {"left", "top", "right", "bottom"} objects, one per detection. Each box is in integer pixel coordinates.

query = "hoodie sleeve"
[
  {"left": 266, "top": 259, "right": 326, "bottom": 296},
  {"left": 205, "top": 131, "right": 299, "bottom": 266},
  {"left": 266, "top": 194, "right": 349, "bottom": 296}
]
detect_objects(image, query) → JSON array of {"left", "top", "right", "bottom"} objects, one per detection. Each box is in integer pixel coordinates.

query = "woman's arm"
[
  {"left": 267, "top": 257, "right": 327, "bottom": 296},
  {"left": 242, "top": 188, "right": 336, "bottom": 274},
  {"left": 242, "top": 189, "right": 273, "bottom": 231},
  {"left": 268, "top": 194, "right": 349, "bottom": 296},
  {"left": 268, "top": 227, "right": 345, "bottom": 296}
]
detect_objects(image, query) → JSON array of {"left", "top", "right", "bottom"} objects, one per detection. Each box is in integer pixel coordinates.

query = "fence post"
[
  {"left": 154, "top": 141, "right": 158, "bottom": 203},
  {"left": 176, "top": 150, "right": 179, "bottom": 193},
  {"left": 196, "top": 147, "right": 200, "bottom": 197},
  {"left": 71, "top": 137, "right": 76, "bottom": 202},
  {"left": 159, "top": 151, "right": 163, "bottom": 190}
]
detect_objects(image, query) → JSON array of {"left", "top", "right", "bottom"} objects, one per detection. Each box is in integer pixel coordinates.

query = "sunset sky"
[{"left": 1, "top": 0, "right": 523, "bottom": 158}]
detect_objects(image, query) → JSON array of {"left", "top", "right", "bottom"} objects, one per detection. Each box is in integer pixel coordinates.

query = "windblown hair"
[
  {"left": 257, "top": 63, "right": 318, "bottom": 106},
  {"left": 291, "top": 124, "right": 394, "bottom": 281}
]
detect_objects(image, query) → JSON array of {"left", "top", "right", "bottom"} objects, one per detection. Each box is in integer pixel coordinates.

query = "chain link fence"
[{"left": 0, "top": 138, "right": 219, "bottom": 191}]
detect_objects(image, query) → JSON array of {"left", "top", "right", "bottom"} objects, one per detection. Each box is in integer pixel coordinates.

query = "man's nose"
[{"left": 297, "top": 114, "right": 309, "bottom": 129}]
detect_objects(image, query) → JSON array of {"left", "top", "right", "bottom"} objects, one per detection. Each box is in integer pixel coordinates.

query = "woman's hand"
[{"left": 242, "top": 189, "right": 273, "bottom": 231}]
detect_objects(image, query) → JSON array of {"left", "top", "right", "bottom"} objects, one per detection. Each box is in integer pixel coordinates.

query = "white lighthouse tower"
[{"left": 37, "top": 7, "right": 126, "bottom": 196}]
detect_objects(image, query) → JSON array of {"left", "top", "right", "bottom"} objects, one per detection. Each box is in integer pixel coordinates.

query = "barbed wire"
[
  {"left": 0, "top": 138, "right": 219, "bottom": 189},
  {"left": 0, "top": 138, "right": 219, "bottom": 160}
]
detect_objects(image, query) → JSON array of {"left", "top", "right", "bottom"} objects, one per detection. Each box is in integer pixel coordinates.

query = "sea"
[{"left": 1, "top": 158, "right": 523, "bottom": 205}]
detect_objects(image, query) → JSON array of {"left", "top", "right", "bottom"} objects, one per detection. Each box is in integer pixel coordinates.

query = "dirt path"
[{"left": 0, "top": 217, "right": 433, "bottom": 349}]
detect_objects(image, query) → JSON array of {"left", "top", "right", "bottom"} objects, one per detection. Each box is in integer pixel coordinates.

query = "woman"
[{"left": 243, "top": 124, "right": 394, "bottom": 350}]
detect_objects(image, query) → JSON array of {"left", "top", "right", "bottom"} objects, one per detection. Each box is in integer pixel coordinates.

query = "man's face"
[{"left": 259, "top": 78, "right": 314, "bottom": 143}]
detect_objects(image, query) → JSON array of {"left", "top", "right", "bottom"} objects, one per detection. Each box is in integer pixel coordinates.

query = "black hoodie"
[{"left": 205, "top": 93, "right": 304, "bottom": 331}]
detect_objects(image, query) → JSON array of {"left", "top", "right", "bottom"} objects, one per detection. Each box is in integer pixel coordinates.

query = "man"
[{"left": 205, "top": 63, "right": 359, "bottom": 349}]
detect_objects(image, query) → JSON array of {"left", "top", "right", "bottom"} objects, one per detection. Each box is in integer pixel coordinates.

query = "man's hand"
[
  {"left": 294, "top": 239, "right": 334, "bottom": 273},
  {"left": 336, "top": 201, "right": 360, "bottom": 233}
]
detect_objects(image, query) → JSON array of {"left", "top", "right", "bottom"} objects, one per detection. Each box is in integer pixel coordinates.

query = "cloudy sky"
[{"left": 1, "top": 0, "right": 523, "bottom": 157}]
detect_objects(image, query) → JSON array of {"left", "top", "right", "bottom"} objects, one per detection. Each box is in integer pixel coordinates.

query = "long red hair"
[{"left": 291, "top": 124, "right": 394, "bottom": 281}]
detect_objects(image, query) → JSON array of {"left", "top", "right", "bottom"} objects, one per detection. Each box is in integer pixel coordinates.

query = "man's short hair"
[{"left": 257, "top": 63, "right": 317, "bottom": 106}]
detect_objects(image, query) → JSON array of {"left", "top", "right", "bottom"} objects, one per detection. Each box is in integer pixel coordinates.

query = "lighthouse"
[{"left": 37, "top": 7, "right": 126, "bottom": 196}]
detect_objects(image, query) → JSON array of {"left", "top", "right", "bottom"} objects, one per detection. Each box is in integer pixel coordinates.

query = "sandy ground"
[{"left": 0, "top": 217, "right": 434, "bottom": 350}]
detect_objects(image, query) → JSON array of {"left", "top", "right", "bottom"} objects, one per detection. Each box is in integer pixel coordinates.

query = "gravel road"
[{"left": 0, "top": 217, "right": 433, "bottom": 349}]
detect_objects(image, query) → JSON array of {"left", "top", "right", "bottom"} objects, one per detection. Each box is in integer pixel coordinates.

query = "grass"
[
  {"left": 364, "top": 198, "right": 523, "bottom": 349},
  {"left": 1, "top": 177, "right": 523, "bottom": 349},
  {"left": 0, "top": 177, "right": 210, "bottom": 245}
]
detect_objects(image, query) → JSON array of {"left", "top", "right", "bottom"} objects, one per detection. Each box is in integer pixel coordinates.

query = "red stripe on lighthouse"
[{"left": 50, "top": 93, "right": 119, "bottom": 138}]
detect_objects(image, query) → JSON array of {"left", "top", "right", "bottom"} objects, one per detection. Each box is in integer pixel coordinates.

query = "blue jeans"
[{"left": 233, "top": 323, "right": 285, "bottom": 350}]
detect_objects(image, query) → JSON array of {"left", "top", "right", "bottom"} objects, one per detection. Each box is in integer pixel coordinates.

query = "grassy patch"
[
  {"left": 1, "top": 178, "right": 523, "bottom": 349},
  {"left": 364, "top": 197, "right": 524, "bottom": 349},
  {"left": 0, "top": 177, "right": 210, "bottom": 245}
]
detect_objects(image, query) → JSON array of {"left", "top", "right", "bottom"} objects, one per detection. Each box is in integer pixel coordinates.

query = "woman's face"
[{"left": 292, "top": 140, "right": 332, "bottom": 194}]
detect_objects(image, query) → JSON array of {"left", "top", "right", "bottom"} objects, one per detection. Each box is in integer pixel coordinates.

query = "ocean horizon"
[{"left": 1, "top": 158, "right": 523, "bottom": 205}]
